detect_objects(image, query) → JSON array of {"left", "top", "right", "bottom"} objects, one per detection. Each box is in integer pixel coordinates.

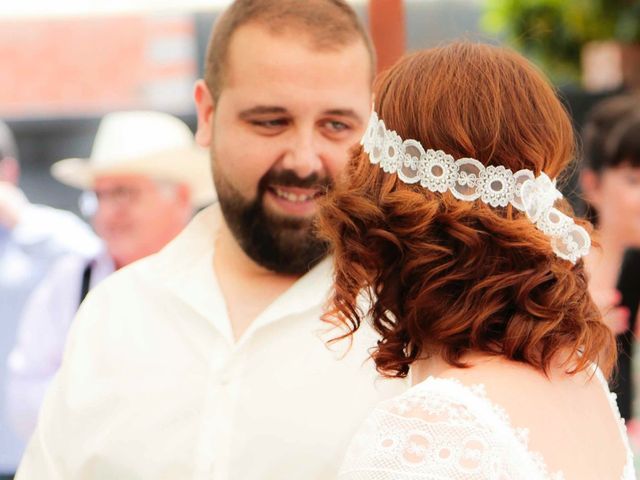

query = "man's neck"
[{"left": 213, "top": 221, "right": 300, "bottom": 342}]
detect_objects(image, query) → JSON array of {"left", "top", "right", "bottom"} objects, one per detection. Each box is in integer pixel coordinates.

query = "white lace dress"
[{"left": 339, "top": 370, "right": 636, "bottom": 480}]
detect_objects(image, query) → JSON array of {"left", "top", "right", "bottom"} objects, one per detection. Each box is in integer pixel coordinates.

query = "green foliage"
[{"left": 482, "top": 0, "right": 640, "bottom": 84}]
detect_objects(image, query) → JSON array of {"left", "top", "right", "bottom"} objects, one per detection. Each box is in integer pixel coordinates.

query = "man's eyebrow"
[
  {"left": 323, "top": 109, "right": 363, "bottom": 123},
  {"left": 238, "top": 107, "right": 364, "bottom": 123},
  {"left": 238, "top": 106, "right": 288, "bottom": 119}
]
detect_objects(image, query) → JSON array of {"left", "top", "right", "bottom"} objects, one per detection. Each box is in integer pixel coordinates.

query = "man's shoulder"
[
  {"left": 71, "top": 258, "right": 164, "bottom": 335},
  {"left": 79, "top": 229, "right": 208, "bottom": 303},
  {"left": 83, "top": 207, "right": 220, "bottom": 304},
  {"left": 86, "top": 254, "right": 159, "bottom": 299}
]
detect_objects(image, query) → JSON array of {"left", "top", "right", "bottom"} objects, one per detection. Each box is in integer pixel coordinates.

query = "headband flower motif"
[{"left": 361, "top": 111, "right": 591, "bottom": 264}]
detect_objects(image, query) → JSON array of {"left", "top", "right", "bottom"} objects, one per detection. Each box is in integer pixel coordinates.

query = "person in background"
[
  {"left": 15, "top": 1, "right": 406, "bottom": 478},
  {"left": 6, "top": 110, "right": 214, "bottom": 441},
  {"left": 0, "top": 119, "right": 99, "bottom": 474},
  {"left": 581, "top": 94, "right": 640, "bottom": 426}
]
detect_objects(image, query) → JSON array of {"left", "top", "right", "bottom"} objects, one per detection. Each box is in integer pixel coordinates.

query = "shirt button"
[{"left": 220, "top": 372, "right": 232, "bottom": 385}]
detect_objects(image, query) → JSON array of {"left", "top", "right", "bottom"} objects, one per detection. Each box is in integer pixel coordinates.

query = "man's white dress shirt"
[{"left": 16, "top": 205, "right": 406, "bottom": 480}]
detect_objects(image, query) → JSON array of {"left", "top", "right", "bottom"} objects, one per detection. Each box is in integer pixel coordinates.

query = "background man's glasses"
[
  {"left": 79, "top": 186, "right": 144, "bottom": 217},
  {"left": 78, "top": 182, "right": 178, "bottom": 218}
]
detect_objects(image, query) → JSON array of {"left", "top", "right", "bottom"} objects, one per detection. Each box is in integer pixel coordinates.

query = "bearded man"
[{"left": 16, "top": 2, "right": 405, "bottom": 479}]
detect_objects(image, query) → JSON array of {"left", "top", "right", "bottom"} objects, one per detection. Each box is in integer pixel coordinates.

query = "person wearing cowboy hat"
[{"left": 5, "top": 110, "right": 215, "bottom": 442}]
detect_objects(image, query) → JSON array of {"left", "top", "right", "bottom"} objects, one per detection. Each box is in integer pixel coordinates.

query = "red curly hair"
[{"left": 318, "top": 42, "right": 615, "bottom": 379}]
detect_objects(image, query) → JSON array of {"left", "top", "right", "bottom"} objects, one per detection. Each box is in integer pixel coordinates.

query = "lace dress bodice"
[{"left": 339, "top": 370, "right": 635, "bottom": 480}]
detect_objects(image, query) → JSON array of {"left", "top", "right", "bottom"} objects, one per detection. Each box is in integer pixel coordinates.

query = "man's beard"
[{"left": 213, "top": 166, "right": 331, "bottom": 275}]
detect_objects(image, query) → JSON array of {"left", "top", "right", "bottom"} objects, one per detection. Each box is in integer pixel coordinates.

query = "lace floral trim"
[
  {"left": 339, "top": 375, "right": 566, "bottom": 479},
  {"left": 361, "top": 111, "right": 591, "bottom": 264},
  {"left": 406, "top": 375, "right": 635, "bottom": 480},
  {"left": 341, "top": 367, "right": 634, "bottom": 480},
  {"left": 410, "top": 377, "right": 566, "bottom": 480}
]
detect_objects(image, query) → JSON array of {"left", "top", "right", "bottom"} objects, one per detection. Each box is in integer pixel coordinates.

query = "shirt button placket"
[{"left": 210, "top": 349, "right": 243, "bottom": 480}]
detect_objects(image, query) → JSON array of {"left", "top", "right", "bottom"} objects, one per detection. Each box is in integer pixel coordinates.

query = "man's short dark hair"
[{"left": 204, "top": 0, "right": 375, "bottom": 101}]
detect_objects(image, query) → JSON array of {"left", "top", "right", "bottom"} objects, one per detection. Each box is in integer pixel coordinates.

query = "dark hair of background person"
[
  {"left": 318, "top": 41, "right": 616, "bottom": 379},
  {"left": 204, "top": 0, "right": 375, "bottom": 102},
  {"left": 581, "top": 94, "right": 640, "bottom": 225},
  {"left": 582, "top": 94, "right": 640, "bottom": 174}
]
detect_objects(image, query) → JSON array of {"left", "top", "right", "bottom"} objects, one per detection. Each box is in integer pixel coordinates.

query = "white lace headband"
[{"left": 361, "top": 111, "right": 590, "bottom": 264}]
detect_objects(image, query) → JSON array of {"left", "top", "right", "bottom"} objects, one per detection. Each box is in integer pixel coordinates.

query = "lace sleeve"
[{"left": 338, "top": 378, "right": 542, "bottom": 480}]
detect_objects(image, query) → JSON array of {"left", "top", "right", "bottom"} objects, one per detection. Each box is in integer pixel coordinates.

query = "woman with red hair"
[{"left": 320, "top": 42, "right": 635, "bottom": 478}]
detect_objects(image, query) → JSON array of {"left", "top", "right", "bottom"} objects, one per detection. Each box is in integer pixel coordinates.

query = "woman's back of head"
[
  {"left": 319, "top": 41, "right": 615, "bottom": 380},
  {"left": 374, "top": 42, "right": 574, "bottom": 178}
]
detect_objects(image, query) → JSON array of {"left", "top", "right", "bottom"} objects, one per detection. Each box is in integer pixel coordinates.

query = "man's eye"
[
  {"left": 325, "top": 120, "right": 349, "bottom": 132},
  {"left": 251, "top": 119, "right": 289, "bottom": 128}
]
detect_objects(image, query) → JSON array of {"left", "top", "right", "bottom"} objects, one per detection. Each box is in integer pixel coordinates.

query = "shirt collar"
[{"left": 151, "top": 204, "right": 334, "bottom": 343}]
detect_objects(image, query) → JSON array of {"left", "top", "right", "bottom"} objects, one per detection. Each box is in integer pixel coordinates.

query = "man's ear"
[
  {"left": 170, "top": 183, "right": 194, "bottom": 224},
  {"left": 580, "top": 168, "right": 602, "bottom": 209},
  {"left": 193, "top": 79, "right": 215, "bottom": 147}
]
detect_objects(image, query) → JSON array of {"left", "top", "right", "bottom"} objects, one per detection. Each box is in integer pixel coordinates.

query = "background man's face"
[
  {"left": 195, "top": 24, "right": 372, "bottom": 273},
  {"left": 92, "top": 174, "right": 189, "bottom": 268}
]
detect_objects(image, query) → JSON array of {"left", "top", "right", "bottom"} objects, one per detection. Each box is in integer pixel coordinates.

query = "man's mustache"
[{"left": 259, "top": 169, "right": 333, "bottom": 191}]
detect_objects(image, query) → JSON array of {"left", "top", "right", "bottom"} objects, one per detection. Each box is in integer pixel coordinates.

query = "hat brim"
[{"left": 51, "top": 146, "right": 216, "bottom": 207}]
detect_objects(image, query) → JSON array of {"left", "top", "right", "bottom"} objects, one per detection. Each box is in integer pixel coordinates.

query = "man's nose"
[
  {"left": 93, "top": 191, "right": 129, "bottom": 219},
  {"left": 281, "top": 129, "right": 323, "bottom": 178}
]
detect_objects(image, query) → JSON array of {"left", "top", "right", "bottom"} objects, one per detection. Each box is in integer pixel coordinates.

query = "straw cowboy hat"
[{"left": 51, "top": 111, "right": 215, "bottom": 206}]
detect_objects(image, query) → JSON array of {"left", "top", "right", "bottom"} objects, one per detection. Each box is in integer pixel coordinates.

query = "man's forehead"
[{"left": 224, "top": 23, "right": 371, "bottom": 87}]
